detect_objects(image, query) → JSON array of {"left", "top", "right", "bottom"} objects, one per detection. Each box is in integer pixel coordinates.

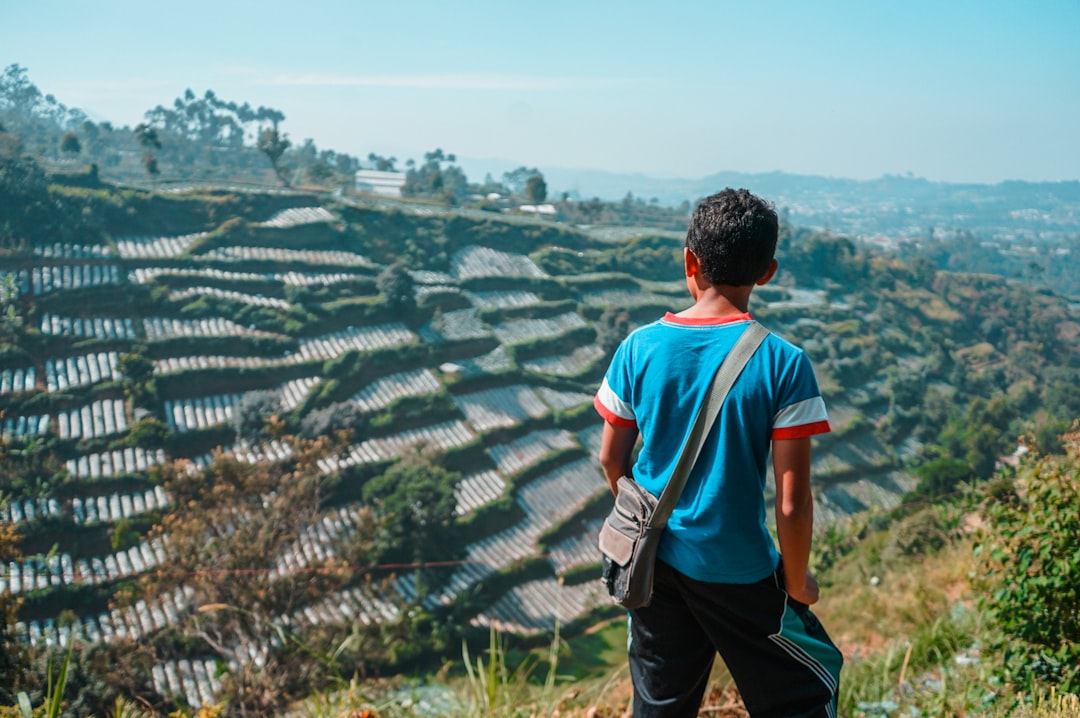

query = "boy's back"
[
  {"left": 593, "top": 188, "right": 842, "bottom": 717},
  {"left": 594, "top": 311, "right": 829, "bottom": 583}
]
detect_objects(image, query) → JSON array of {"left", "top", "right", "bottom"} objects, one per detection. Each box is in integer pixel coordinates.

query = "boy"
[{"left": 593, "top": 189, "right": 842, "bottom": 717}]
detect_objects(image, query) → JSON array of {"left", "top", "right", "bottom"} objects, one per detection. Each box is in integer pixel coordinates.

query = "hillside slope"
[{"left": 1, "top": 179, "right": 1078, "bottom": 711}]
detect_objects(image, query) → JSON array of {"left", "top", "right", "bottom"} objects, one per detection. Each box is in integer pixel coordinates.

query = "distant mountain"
[{"left": 461, "top": 159, "right": 1080, "bottom": 245}]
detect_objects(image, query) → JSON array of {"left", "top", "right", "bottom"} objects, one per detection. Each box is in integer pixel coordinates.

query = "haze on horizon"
[{"left": 2, "top": 0, "right": 1078, "bottom": 186}]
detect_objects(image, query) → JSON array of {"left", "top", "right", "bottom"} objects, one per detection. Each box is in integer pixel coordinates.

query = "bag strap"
[{"left": 650, "top": 321, "right": 770, "bottom": 529}]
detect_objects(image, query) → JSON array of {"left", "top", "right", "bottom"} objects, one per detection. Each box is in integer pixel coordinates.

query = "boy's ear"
[
  {"left": 684, "top": 246, "right": 699, "bottom": 277},
  {"left": 756, "top": 259, "right": 779, "bottom": 286}
]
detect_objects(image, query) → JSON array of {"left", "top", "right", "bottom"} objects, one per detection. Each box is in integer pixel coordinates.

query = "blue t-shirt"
[{"left": 594, "top": 312, "right": 830, "bottom": 583}]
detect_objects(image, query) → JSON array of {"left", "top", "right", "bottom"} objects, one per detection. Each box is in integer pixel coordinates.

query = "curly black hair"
[{"left": 685, "top": 188, "right": 778, "bottom": 286}]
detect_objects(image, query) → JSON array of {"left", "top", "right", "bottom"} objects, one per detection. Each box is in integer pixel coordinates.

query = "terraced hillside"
[{"left": 2, "top": 185, "right": 1078, "bottom": 709}]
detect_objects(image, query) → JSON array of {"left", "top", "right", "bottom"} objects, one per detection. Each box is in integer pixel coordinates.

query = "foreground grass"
[{"left": 288, "top": 497, "right": 1078, "bottom": 718}]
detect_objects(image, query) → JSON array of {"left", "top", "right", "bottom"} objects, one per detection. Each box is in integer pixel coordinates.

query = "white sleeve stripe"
[
  {"left": 774, "top": 396, "right": 828, "bottom": 428},
  {"left": 596, "top": 377, "right": 635, "bottom": 421}
]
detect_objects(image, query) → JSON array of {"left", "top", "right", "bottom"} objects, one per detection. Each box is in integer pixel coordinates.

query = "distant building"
[
  {"left": 519, "top": 204, "right": 557, "bottom": 215},
  {"left": 355, "top": 170, "right": 407, "bottom": 198}
]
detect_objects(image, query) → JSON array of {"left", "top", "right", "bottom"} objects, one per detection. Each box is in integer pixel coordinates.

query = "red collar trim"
[{"left": 661, "top": 311, "right": 753, "bottom": 326}]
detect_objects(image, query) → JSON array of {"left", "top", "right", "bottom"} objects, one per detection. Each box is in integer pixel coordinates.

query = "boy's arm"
[
  {"left": 598, "top": 421, "right": 639, "bottom": 496},
  {"left": 773, "top": 436, "right": 819, "bottom": 605}
]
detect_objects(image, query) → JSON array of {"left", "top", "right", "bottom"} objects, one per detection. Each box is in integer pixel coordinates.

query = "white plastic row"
[
  {"left": 33, "top": 242, "right": 113, "bottom": 259},
  {"left": 45, "top": 351, "right": 119, "bottom": 392},
  {"left": 464, "top": 290, "right": 542, "bottom": 309},
  {"left": 270, "top": 505, "right": 366, "bottom": 579},
  {"left": 294, "top": 323, "right": 415, "bottom": 362},
  {"left": 191, "top": 439, "right": 294, "bottom": 469},
  {"left": 280, "top": 376, "right": 322, "bottom": 411},
  {"left": 492, "top": 312, "right": 587, "bottom": 345},
  {"left": 522, "top": 344, "right": 605, "bottom": 377},
  {"left": 583, "top": 288, "right": 666, "bottom": 308},
  {"left": 71, "top": 485, "right": 171, "bottom": 524},
  {"left": 289, "top": 585, "right": 401, "bottom": 631},
  {"left": 1, "top": 414, "right": 49, "bottom": 440},
  {"left": 453, "top": 384, "right": 551, "bottom": 433},
  {"left": 16, "top": 586, "right": 193, "bottom": 650},
  {"left": 154, "top": 354, "right": 275, "bottom": 375},
  {"left": 114, "top": 232, "right": 206, "bottom": 258},
  {"left": 450, "top": 246, "right": 548, "bottom": 280},
  {"left": 577, "top": 424, "right": 604, "bottom": 458},
  {"left": 168, "top": 286, "right": 290, "bottom": 309},
  {"left": 419, "top": 308, "right": 492, "bottom": 343},
  {"left": 0, "top": 366, "right": 35, "bottom": 394},
  {"left": 56, "top": 399, "right": 129, "bottom": 440},
  {"left": 534, "top": 386, "right": 593, "bottom": 412},
  {"left": 472, "top": 578, "right": 603, "bottom": 635},
  {"left": 274, "top": 271, "right": 357, "bottom": 286},
  {"left": 65, "top": 446, "right": 167, "bottom": 479},
  {"left": 453, "top": 470, "right": 507, "bottom": 517},
  {"left": 0, "top": 497, "right": 61, "bottom": 524},
  {"left": 425, "top": 459, "right": 604, "bottom": 604},
  {"left": 200, "top": 245, "right": 372, "bottom": 267},
  {"left": 143, "top": 316, "right": 263, "bottom": 340},
  {"left": 425, "top": 520, "right": 543, "bottom": 608},
  {"left": 154, "top": 658, "right": 223, "bottom": 712},
  {"left": 40, "top": 313, "right": 137, "bottom": 340},
  {"left": 516, "top": 458, "right": 606, "bottom": 529},
  {"left": 439, "top": 346, "right": 513, "bottom": 377},
  {"left": 31, "top": 265, "right": 121, "bottom": 295},
  {"left": 413, "top": 284, "right": 460, "bottom": 303},
  {"left": 408, "top": 269, "right": 455, "bottom": 285},
  {"left": 166, "top": 376, "right": 320, "bottom": 433},
  {"left": 487, "top": 429, "right": 578, "bottom": 477},
  {"left": 257, "top": 206, "right": 335, "bottom": 227},
  {"left": 317, "top": 420, "right": 476, "bottom": 473},
  {"left": 129, "top": 266, "right": 268, "bottom": 285},
  {"left": 3, "top": 537, "right": 167, "bottom": 594},
  {"left": 546, "top": 518, "right": 605, "bottom": 575},
  {"left": 350, "top": 368, "right": 441, "bottom": 413},
  {"left": 425, "top": 458, "right": 604, "bottom": 608},
  {"left": 165, "top": 394, "right": 242, "bottom": 433}
]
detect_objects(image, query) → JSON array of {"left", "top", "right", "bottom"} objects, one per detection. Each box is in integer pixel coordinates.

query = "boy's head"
[{"left": 685, "top": 188, "right": 778, "bottom": 286}]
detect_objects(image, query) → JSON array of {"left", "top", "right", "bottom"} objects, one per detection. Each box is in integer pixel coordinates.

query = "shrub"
[{"left": 976, "top": 430, "right": 1080, "bottom": 693}]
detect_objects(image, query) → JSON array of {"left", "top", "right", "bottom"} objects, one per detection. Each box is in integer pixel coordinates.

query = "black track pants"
[{"left": 628, "top": 559, "right": 842, "bottom": 718}]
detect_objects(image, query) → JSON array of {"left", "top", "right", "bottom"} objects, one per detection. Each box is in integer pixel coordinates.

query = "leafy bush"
[{"left": 976, "top": 430, "right": 1080, "bottom": 693}]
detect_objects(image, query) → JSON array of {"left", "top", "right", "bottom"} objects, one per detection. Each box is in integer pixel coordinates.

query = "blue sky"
[{"left": 2, "top": 0, "right": 1078, "bottom": 184}]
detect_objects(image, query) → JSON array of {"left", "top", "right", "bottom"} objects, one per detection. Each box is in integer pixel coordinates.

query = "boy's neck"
[{"left": 676, "top": 285, "right": 755, "bottom": 320}]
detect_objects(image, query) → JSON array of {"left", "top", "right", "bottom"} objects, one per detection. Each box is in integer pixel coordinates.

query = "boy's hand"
[{"left": 785, "top": 570, "right": 820, "bottom": 606}]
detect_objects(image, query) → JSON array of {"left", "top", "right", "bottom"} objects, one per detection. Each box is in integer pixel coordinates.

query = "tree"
[
  {"left": 133, "top": 122, "right": 162, "bottom": 181},
  {"left": 367, "top": 152, "right": 397, "bottom": 171},
  {"left": 501, "top": 166, "right": 541, "bottom": 196},
  {"left": 257, "top": 126, "right": 291, "bottom": 186},
  {"left": 362, "top": 455, "right": 462, "bottom": 592},
  {"left": 299, "top": 401, "right": 363, "bottom": 441},
  {"left": 133, "top": 122, "right": 161, "bottom": 151},
  {"left": 135, "top": 439, "right": 394, "bottom": 715},
  {"left": 401, "top": 148, "right": 468, "bottom": 205},
  {"left": 376, "top": 262, "right": 416, "bottom": 317},
  {"left": 524, "top": 173, "right": 547, "bottom": 204},
  {"left": 118, "top": 352, "right": 155, "bottom": 403},
  {"left": 232, "top": 389, "right": 282, "bottom": 445},
  {"left": 59, "top": 130, "right": 81, "bottom": 157}
]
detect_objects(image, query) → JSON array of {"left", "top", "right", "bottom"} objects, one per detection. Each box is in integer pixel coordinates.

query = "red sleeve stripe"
[
  {"left": 771, "top": 420, "right": 831, "bottom": 440},
  {"left": 594, "top": 395, "right": 637, "bottom": 428}
]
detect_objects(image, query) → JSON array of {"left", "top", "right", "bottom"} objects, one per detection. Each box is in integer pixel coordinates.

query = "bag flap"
[
  {"left": 598, "top": 519, "right": 635, "bottom": 566},
  {"left": 615, "top": 476, "right": 656, "bottom": 523}
]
